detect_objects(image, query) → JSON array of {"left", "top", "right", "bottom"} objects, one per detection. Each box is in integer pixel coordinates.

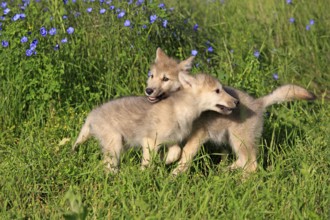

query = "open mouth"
[
  {"left": 147, "top": 93, "right": 166, "bottom": 103},
  {"left": 216, "top": 104, "right": 235, "bottom": 114}
]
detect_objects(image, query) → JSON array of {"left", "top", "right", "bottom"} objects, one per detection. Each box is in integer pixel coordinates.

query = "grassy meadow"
[{"left": 0, "top": 0, "right": 329, "bottom": 219}]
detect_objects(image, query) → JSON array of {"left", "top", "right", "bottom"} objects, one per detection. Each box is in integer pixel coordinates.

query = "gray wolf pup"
[
  {"left": 73, "top": 70, "right": 239, "bottom": 173},
  {"left": 146, "top": 48, "right": 316, "bottom": 175}
]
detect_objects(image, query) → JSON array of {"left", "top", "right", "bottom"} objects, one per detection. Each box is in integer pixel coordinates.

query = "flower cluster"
[
  {"left": 286, "top": 2, "right": 315, "bottom": 31},
  {"left": 1, "top": 1, "right": 78, "bottom": 56},
  {"left": 252, "top": 1, "right": 318, "bottom": 81},
  {"left": 0, "top": 0, "right": 212, "bottom": 62}
]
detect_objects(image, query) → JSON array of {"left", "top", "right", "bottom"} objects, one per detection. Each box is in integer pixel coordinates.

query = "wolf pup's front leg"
[{"left": 140, "top": 138, "right": 160, "bottom": 170}]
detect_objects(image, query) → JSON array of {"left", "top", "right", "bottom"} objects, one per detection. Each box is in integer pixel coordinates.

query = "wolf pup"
[
  {"left": 146, "top": 48, "right": 316, "bottom": 175},
  {"left": 73, "top": 70, "right": 239, "bottom": 173}
]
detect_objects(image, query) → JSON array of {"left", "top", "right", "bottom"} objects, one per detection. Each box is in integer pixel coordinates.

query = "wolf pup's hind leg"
[{"left": 101, "top": 134, "right": 124, "bottom": 173}]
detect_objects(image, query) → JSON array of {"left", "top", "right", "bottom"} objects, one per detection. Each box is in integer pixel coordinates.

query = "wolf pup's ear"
[
  {"left": 155, "top": 48, "right": 167, "bottom": 63},
  {"left": 178, "top": 72, "right": 197, "bottom": 89},
  {"left": 179, "top": 56, "right": 195, "bottom": 72}
]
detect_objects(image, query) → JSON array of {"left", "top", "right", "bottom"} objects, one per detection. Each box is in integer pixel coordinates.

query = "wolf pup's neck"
[{"left": 170, "top": 91, "right": 202, "bottom": 132}]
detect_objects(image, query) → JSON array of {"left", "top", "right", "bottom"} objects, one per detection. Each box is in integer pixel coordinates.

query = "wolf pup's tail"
[
  {"left": 258, "top": 84, "right": 316, "bottom": 109},
  {"left": 72, "top": 118, "right": 91, "bottom": 151}
]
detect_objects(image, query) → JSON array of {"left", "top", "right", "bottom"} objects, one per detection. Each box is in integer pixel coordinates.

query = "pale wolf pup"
[
  {"left": 73, "top": 70, "right": 239, "bottom": 173},
  {"left": 146, "top": 48, "right": 316, "bottom": 175}
]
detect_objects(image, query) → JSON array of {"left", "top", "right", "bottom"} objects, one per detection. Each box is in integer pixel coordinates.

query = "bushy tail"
[
  {"left": 258, "top": 84, "right": 316, "bottom": 108},
  {"left": 72, "top": 118, "right": 91, "bottom": 151}
]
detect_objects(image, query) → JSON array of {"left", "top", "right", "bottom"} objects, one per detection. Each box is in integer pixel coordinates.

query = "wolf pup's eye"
[
  {"left": 162, "top": 76, "right": 169, "bottom": 81},
  {"left": 215, "top": 89, "right": 220, "bottom": 94}
]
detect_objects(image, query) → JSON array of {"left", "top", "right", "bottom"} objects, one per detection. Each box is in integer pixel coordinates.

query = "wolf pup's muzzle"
[{"left": 145, "top": 88, "right": 166, "bottom": 103}]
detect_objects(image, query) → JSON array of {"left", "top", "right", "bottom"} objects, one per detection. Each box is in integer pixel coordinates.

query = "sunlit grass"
[{"left": 0, "top": 0, "right": 329, "bottom": 219}]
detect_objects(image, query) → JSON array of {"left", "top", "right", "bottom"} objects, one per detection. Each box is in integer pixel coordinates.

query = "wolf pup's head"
[
  {"left": 179, "top": 73, "right": 239, "bottom": 115},
  {"left": 145, "top": 48, "right": 195, "bottom": 103}
]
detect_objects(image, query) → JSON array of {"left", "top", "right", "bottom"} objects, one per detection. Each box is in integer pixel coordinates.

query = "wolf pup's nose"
[
  {"left": 234, "top": 100, "right": 239, "bottom": 106},
  {"left": 145, "top": 88, "right": 154, "bottom": 95}
]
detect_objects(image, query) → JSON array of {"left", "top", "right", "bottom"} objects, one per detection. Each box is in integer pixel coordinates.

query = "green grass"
[{"left": 0, "top": 0, "right": 329, "bottom": 219}]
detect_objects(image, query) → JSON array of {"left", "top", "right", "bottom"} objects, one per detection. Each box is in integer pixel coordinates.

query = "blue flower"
[
  {"left": 12, "top": 14, "right": 21, "bottom": 21},
  {"left": 25, "top": 48, "right": 37, "bottom": 57},
  {"left": 118, "top": 11, "right": 125, "bottom": 18},
  {"left": 2, "top": 40, "right": 9, "bottom": 47},
  {"left": 158, "top": 3, "right": 165, "bottom": 9},
  {"left": 207, "top": 46, "right": 213, "bottom": 52},
  {"left": 286, "top": 0, "right": 292, "bottom": 4},
  {"left": 109, "top": 5, "right": 115, "bottom": 10},
  {"left": 253, "top": 50, "right": 260, "bottom": 58},
  {"left": 273, "top": 73, "right": 279, "bottom": 80},
  {"left": 72, "top": 0, "right": 76, "bottom": 3},
  {"left": 32, "top": 39, "right": 39, "bottom": 45},
  {"left": 21, "top": 36, "right": 28, "bottom": 43},
  {"left": 32, "top": 39, "right": 38, "bottom": 45},
  {"left": 162, "top": 19, "right": 168, "bottom": 28},
  {"left": 40, "top": 27, "right": 47, "bottom": 37},
  {"left": 309, "top": 19, "right": 315, "bottom": 25},
  {"left": 124, "top": 20, "right": 131, "bottom": 27},
  {"left": 26, "top": 48, "right": 34, "bottom": 56},
  {"left": 1, "top": 2, "right": 7, "bottom": 8},
  {"left": 193, "top": 24, "right": 198, "bottom": 31},
  {"left": 20, "top": 13, "right": 26, "bottom": 19},
  {"left": 54, "top": 44, "right": 60, "bottom": 50},
  {"left": 49, "top": 27, "right": 57, "bottom": 36},
  {"left": 22, "top": 0, "right": 30, "bottom": 5},
  {"left": 128, "top": 0, "right": 133, "bottom": 4},
  {"left": 87, "top": 8, "right": 92, "bottom": 13},
  {"left": 30, "top": 42, "right": 37, "bottom": 50},
  {"left": 289, "top": 17, "right": 295, "bottom": 23},
  {"left": 74, "top": 12, "right": 81, "bottom": 17},
  {"left": 61, "top": 38, "right": 68, "bottom": 43},
  {"left": 62, "top": 15, "right": 68, "bottom": 19},
  {"left": 100, "top": 8, "right": 106, "bottom": 14},
  {"left": 150, "top": 14, "right": 157, "bottom": 23},
  {"left": 63, "top": 0, "right": 68, "bottom": 4},
  {"left": 306, "top": 25, "right": 310, "bottom": 31},
  {"left": 142, "top": 24, "right": 147, "bottom": 29},
  {"left": 136, "top": 0, "right": 144, "bottom": 6},
  {"left": 67, "top": 27, "right": 74, "bottom": 34},
  {"left": 4, "top": 8, "right": 10, "bottom": 15},
  {"left": 191, "top": 50, "right": 198, "bottom": 56}
]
